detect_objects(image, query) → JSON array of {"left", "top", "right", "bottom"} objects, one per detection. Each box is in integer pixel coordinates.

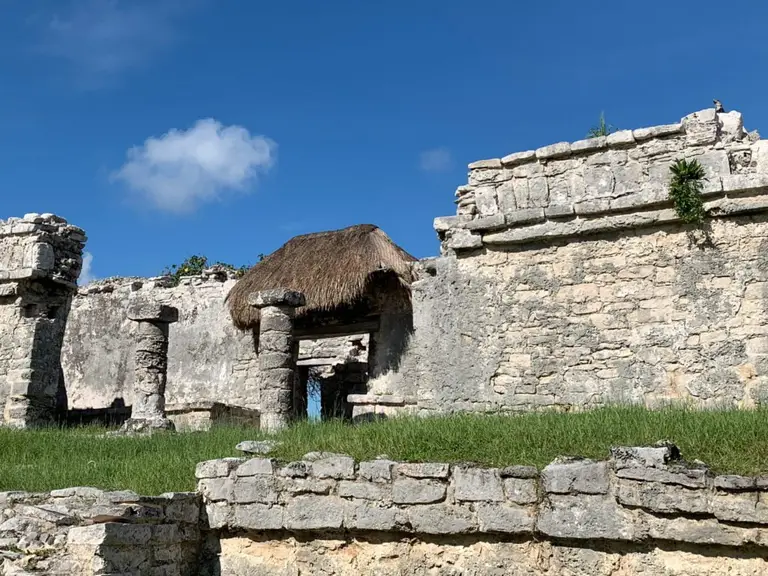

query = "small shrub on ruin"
[
  {"left": 586, "top": 112, "right": 616, "bottom": 138},
  {"left": 162, "top": 255, "right": 250, "bottom": 286},
  {"left": 668, "top": 158, "right": 707, "bottom": 225}
]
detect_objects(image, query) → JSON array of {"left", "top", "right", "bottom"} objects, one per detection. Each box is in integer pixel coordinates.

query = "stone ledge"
[{"left": 440, "top": 188, "right": 768, "bottom": 249}]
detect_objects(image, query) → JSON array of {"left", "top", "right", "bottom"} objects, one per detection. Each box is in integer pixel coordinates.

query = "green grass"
[{"left": 2, "top": 405, "right": 768, "bottom": 494}]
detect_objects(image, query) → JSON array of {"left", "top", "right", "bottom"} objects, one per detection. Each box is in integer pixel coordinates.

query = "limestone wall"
[
  {"left": 0, "top": 487, "right": 200, "bottom": 575},
  {"left": 356, "top": 108, "right": 768, "bottom": 416},
  {"left": 61, "top": 276, "right": 370, "bottom": 413},
  {"left": 197, "top": 445, "right": 768, "bottom": 575}
]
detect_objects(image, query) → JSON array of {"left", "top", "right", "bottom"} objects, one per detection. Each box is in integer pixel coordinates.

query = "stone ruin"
[
  {"left": 3, "top": 107, "right": 768, "bottom": 574},
  {"left": 0, "top": 213, "right": 86, "bottom": 427},
  {"left": 3, "top": 107, "right": 768, "bottom": 428}
]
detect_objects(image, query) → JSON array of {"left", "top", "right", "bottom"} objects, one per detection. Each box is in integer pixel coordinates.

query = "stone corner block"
[
  {"left": 468, "top": 158, "right": 502, "bottom": 170},
  {"left": 127, "top": 300, "right": 179, "bottom": 323},
  {"left": 248, "top": 288, "right": 306, "bottom": 308}
]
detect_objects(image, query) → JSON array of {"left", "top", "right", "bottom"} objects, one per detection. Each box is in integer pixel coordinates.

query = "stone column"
[
  {"left": 247, "top": 288, "right": 305, "bottom": 432},
  {"left": 123, "top": 301, "right": 179, "bottom": 432}
]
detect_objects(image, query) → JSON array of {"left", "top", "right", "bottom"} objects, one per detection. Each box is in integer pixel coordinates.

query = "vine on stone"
[{"left": 668, "top": 158, "right": 707, "bottom": 225}]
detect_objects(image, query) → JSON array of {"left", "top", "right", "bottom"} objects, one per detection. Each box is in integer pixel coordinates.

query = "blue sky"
[{"left": 1, "top": 0, "right": 767, "bottom": 283}]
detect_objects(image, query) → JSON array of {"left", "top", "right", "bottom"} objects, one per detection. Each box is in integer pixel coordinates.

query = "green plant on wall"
[
  {"left": 162, "top": 255, "right": 251, "bottom": 286},
  {"left": 586, "top": 112, "right": 616, "bottom": 138},
  {"left": 668, "top": 158, "right": 707, "bottom": 225}
]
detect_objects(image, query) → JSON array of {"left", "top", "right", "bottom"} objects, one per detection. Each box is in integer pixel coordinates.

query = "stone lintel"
[
  {"left": 127, "top": 301, "right": 179, "bottom": 323},
  {"left": 347, "top": 394, "right": 416, "bottom": 406},
  {"left": 248, "top": 288, "right": 306, "bottom": 309}
]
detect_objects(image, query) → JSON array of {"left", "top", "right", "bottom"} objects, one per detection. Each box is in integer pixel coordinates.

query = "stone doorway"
[{"left": 295, "top": 334, "right": 369, "bottom": 421}]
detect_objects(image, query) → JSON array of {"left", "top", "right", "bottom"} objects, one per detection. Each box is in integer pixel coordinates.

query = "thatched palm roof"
[{"left": 226, "top": 224, "right": 417, "bottom": 330}]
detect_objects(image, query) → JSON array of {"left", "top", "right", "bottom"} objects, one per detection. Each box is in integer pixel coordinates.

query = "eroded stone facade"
[{"left": 357, "top": 108, "right": 768, "bottom": 417}]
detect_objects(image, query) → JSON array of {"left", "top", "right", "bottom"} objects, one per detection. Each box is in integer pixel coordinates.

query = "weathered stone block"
[
  {"left": 359, "top": 460, "right": 396, "bottom": 483},
  {"left": 232, "top": 476, "right": 279, "bottom": 504},
  {"left": 126, "top": 301, "right": 179, "bottom": 323},
  {"left": 611, "top": 445, "right": 679, "bottom": 469},
  {"left": 407, "top": 504, "right": 476, "bottom": 534},
  {"left": 284, "top": 496, "right": 344, "bottom": 530},
  {"left": 338, "top": 481, "right": 391, "bottom": 501},
  {"left": 536, "top": 142, "right": 571, "bottom": 160},
  {"left": 232, "top": 503, "right": 284, "bottom": 530},
  {"left": 248, "top": 288, "right": 306, "bottom": 308},
  {"left": 445, "top": 229, "right": 482, "bottom": 250},
  {"left": 615, "top": 465, "right": 710, "bottom": 488},
  {"left": 503, "top": 478, "right": 538, "bottom": 504},
  {"left": 279, "top": 477, "right": 335, "bottom": 496},
  {"left": 541, "top": 459, "right": 609, "bottom": 495},
  {"left": 198, "top": 478, "right": 233, "bottom": 502},
  {"left": 396, "top": 463, "right": 450, "bottom": 479},
  {"left": 714, "top": 475, "right": 757, "bottom": 491},
  {"left": 474, "top": 185, "right": 499, "bottom": 216},
  {"left": 606, "top": 130, "right": 635, "bottom": 147},
  {"left": 501, "top": 150, "right": 535, "bottom": 166},
  {"left": 468, "top": 158, "right": 502, "bottom": 170},
  {"left": 617, "top": 479, "right": 709, "bottom": 514},
  {"left": 235, "top": 458, "right": 274, "bottom": 477},
  {"left": 195, "top": 458, "right": 245, "bottom": 479},
  {"left": 537, "top": 494, "right": 636, "bottom": 541},
  {"left": 392, "top": 478, "right": 446, "bottom": 504},
  {"left": 310, "top": 455, "right": 355, "bottom": 479},
  {"left": 476, "top": 503, "right": 534, "bottom": 533},
  {"left": 500, "top": 465, "right": 538, "bottom": 479},
  {"left": 453, "top": 467, "right": 504, "bottom": 502},
  {"left": 710, "top": 491, "right": 768, "bottom": 524},
  {"left": 571, "top": 137, "right": 606, "bottom": 153},
  {"left": 344, "top": 501, "right": 399, "bottom": 531}
]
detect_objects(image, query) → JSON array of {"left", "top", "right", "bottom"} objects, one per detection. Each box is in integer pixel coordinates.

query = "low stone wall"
[
  {"left": 0, "top": 487, "right": 201, "bottom": 575},
  {"left": 197, "top": 446, "right": 768, "bottom": 575}
]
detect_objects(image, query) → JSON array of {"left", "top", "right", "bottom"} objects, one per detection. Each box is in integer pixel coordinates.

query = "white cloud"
[
  {"left": 37, "top": 0, "right": 187, "bottom": 86},
  {"left": 420, "top": 147, "right": 453, "bottom": 173},
  {"left": 113, "top": 119, "right": 277, "bottom": 213},
  {"left": 78, "top": 251, "right": 95, "bottom": 285}
]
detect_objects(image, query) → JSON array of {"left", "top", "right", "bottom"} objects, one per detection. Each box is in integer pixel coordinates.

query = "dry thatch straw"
[{"left": 226, "top": 224, "right": 417, "bottom": 330}]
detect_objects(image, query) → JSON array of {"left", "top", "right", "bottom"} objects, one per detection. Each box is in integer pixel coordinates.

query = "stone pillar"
[
  {"left": 247, "top": 288, "right": 305, "bottom": 432},
  {"left": 1, "top": 213, "right": 86, "bottom": 428},
  {"left": 123, "top": 301, "right": 178, "bottom": 432}
]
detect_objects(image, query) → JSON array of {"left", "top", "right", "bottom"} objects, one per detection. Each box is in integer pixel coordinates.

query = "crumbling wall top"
[
  {"left": 436, "top": 108, "right": 768, "bottom": 253},
  {"left": 0, "top": 212, "right": 87, "bottom": 288}
]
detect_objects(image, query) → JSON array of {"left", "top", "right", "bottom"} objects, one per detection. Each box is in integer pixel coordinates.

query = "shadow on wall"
[{"left": 55, "top": 365, "right": 130, "bottom": 427}]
